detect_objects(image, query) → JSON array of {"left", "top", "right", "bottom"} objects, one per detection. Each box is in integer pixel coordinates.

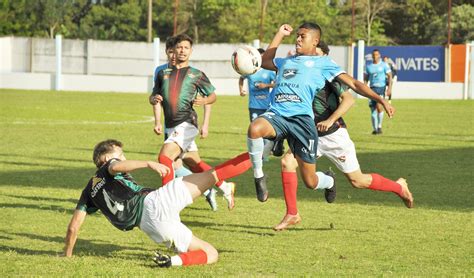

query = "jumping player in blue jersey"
[
  {"left": 364, "top": 49, "right": 392, "bottom": 134},
  {"left": 247, "top": 23, "right": 395, "bottom": 203},
  {"left": 239, "top": 48, "right": 284, "bottom": 158}
]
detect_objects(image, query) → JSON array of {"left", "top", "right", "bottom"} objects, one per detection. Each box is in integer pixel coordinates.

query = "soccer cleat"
[
  {"left": 153, "top": 251, "right": 172, "bottom": 268},
  {"left": 396, "top": 178, "right": 414, "bottom": 208},
  {"left": 273, "top": 213, "right": 302, "bottom": 231},
  {"left": 205, "top": 188, "right": 218, "bottom": 211},
  {"left": 372, "top": 130, "right": 378, "bottom": 135},
  {"left": 222, "top": 182, "right": 235, "bottom": 210},
  {"left": 272, "top": 140, "right": 285, "bottom": 157},
  {"left": 254, "top": 175, "right": 269, "bottom": 202},
  {"left": 324, "top": 169, "right": 337, "bottom": 203},
  {"left": 377, "top": 128, "right": 383, "bottom": 134}
]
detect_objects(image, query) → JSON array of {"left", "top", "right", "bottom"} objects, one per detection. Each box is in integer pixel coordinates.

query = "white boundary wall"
[{"left": 0, "top": 36, "right": 466, "bottom": 98}]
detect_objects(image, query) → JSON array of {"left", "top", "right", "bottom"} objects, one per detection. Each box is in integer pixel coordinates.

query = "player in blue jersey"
[
  {"left": 364, "top": 49, "right": 392, "bottom": 134},
  {"left": 247, "top": 23, "right": 394, "bottom": 203},
  {"left": 238, "top": 48, "right": 284, "bottom": 158}
]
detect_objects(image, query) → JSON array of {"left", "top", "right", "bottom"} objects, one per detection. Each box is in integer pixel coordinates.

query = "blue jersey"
[
  {"left": 270, "top": 55, "right": 344, "bottom": 118},
  {"left": 245, "top": 69, "right": 276, "bottom": 110},
  {"left": 153, "top": 63, "right": 170, "bottom": 81},
  {"left": 365, "top": 61, "right": 391, "bottom": 88}
]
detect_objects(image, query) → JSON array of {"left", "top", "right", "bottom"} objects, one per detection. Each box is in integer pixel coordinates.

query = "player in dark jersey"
[
  {"left": 247, "top": 23, "right": 395, "bottom": 205},
  {"left": 151, "top": 34, "right": 235, "bottom": 210},
  {"left": 63, "top": 139, "right": 251, "bottom": 267},
  {"left": 274, "top": 43, "right": 413, "bottom": 231},
  {"left": 150, "top": 36, "right": 218, "bottom": 211}
]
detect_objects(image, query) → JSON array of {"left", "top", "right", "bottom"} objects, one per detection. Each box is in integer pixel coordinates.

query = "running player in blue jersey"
[
  {"left": 238, "top": 48, "right": 284, "bottom": 158},
  {"left": 247, "top": 23, "right": 394, "bottom": 203},
  {"left": 364, "top": 49, "right": 392, "bottom": 134}
]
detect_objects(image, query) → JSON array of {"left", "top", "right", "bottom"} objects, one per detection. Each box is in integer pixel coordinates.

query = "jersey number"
[
  {"left": 103, "top": 190, "right": 124, "bottom": 215},
  {"left": 308, "top": 139, "right": 315, "bottom": 152}
]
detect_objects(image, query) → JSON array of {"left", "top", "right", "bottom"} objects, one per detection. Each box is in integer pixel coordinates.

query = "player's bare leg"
[
  {"left": 247, "top": 117, "right": 277, "bottom": 202},
  {"left": 184, "top": 151, "right": 236, "bottom": 210},
  {"left": 344, "top": 170, "right": 414, "bottom": 208}
]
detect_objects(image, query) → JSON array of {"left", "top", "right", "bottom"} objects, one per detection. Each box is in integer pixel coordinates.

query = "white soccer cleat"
[
  {"left": 205, "top": 188, "right": 218, "bottom": 211},
  {"left": 221, "top": 182, "right": 235, "bottom": 210}
]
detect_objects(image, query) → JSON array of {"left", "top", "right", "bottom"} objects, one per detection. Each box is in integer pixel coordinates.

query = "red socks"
[
  {"left": 215, "top": 152, "right": 251, "bottom": 182},
  {"left": 368, "top": 173, "right": 402, "bottom": 196},
  {"left": 179, "top": 250, "right": 208, "bottom": 266},
  {"left": 190, "top": 161, "right": 223, "bottom": 187},
  {"left": 158, "top": 155, "right": 174, "bottom": 186},
  {"left": 282, "top": 171, "right": 298, "bottom": 215}
]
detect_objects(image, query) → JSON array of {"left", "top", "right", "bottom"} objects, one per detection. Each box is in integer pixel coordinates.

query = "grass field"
[{"left": 0, "top": 89, "right": 473, "bottom": 276}]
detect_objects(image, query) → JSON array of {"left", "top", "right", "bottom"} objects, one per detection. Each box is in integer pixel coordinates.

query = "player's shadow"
[
  {"left": 0, "top": 230, "right": 148, "bottom": 257},
  {"left": 0, "top": 147, "right": 472, "bottom": 211}
]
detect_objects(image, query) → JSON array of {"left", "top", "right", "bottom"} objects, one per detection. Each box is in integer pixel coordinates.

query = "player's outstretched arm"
[
  {"left": 262, "top": 24, "right": 293, "bottom": 71},
  {"left": 153, "top": 102, "right": 163, "bottom": 135},
  {"left": 63, "top": 210, "right": 87, "bottom": 257},
  {"left": 239, "top": 77, "right": 247, "bottom": 96},
  {"left": 336, "top": 73, "right": 395, "bottom": 118},
  {"left": 108, "top": 160, "right": 170, "bottom": 177},
  {"left": 201, "top": 104, "right": 211, "bottom": 138},
  {"left": 317, "top": 91, "right": 354, "bottom": 132}
]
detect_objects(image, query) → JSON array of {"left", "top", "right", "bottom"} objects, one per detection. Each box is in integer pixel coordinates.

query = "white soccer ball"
[{"left": 231, "top": 46, "right": 262, "bottom": 76}]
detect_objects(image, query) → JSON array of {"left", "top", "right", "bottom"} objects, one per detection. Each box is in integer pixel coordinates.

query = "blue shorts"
[
  {"left": 369, "top": 86, "right": 386, "bottom": 108},
  {"left": 259, "top": 112, "right": 317, "bottom": 163},
  {"left": 249, "top": 108, "right": 267, "bottom": 122}
]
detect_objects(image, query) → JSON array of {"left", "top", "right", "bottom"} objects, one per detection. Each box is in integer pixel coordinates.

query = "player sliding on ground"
[
  {"left": 274, "top": 42, "right": 414, "bottom": 231},
  {"left": 247, "top": 23, "right": 395, "bottom": 204},
  {"left": 63, "top": 139, "right": 251, "bottom": 267},
  {"left": 151, "top": 34, "right": 235, "bottom": 210}
]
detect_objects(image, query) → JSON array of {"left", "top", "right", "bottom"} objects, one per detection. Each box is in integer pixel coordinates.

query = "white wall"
[{"left": 0, "top": 36, "right": 467, "bottom": 99}]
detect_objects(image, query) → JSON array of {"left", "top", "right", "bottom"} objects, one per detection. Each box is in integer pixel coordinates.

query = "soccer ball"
[{"left": 231, "top": 46, "right": 262, "bottom": 76}]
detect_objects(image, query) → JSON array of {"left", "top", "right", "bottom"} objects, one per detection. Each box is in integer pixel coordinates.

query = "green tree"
[{"left": 79, "top": 0, "right": 144, "bottom": 41}]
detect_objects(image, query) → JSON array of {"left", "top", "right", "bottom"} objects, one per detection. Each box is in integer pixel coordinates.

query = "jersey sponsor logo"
[
  {"left": 188, "top": 73, "right": 196, "bottom": 79},
  {"left": 254, "top": 93, "right": 267, "bottom": 100},
  {"left": 163, "top": 74, "right": 170, "bottom": 80},
  {"left": 278, "top": 82, "right": 300, "bottom": 89},
  {"left": 283, "top": 69, "right": 298, "bottom": 79},
  {"left": 275, "top": 92, "right": 302, "bottom": 103},
  {"left": 91, "top": 176, "right": 106, "bottom": 198}
]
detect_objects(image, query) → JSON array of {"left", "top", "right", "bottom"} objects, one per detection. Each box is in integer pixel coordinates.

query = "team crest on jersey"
[
  {"left": 187, "top": 73, "right": 196, "bottom": 79},
  {"left": 304, "top": 60, "right": 315, "bottom": 67},
  {"left": 283, "top": 69, "right": 297, "bottom": 79}
]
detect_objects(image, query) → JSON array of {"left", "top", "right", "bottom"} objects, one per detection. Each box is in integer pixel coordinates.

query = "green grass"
[{"left": 0, "top": 89, "right": 473, "bottom": 276}]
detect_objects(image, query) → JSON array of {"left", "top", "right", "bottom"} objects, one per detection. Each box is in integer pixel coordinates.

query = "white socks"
[
  {"left": 247, "top": 137, "right": 264, "bottom": 178},
  {"left": 315, "top": 172, "right": 334, "bottom": 190}
]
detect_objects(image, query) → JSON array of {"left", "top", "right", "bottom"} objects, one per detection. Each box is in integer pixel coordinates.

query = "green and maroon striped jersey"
[
  {"left": 152, "top": 66, "right": 215, "bottom": 128},
  {"left": 76, "top": 159, "right": 154, "bottom": 231},
  {"left": 313, "top": 80, "right": 348, "bottom": 137}
]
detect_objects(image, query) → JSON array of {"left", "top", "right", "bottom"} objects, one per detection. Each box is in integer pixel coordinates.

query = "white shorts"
[
  {"left": 139, "top": 177, "right": 194, "bottom": 253},
  {"left": 164, "top": 122, "right": 199, "bottom": 152},
  {"left": 317, "top": 128, "right": 360, "bottom": 174}
]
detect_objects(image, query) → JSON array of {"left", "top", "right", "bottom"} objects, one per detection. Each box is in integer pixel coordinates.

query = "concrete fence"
[{"left": 0, "top": 36, "right": 471, "bottom": 99}]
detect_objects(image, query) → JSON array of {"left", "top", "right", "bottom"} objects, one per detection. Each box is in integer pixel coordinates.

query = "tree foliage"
[{"left": 0, "top": 0, "right": 472, "bottom": 45}]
